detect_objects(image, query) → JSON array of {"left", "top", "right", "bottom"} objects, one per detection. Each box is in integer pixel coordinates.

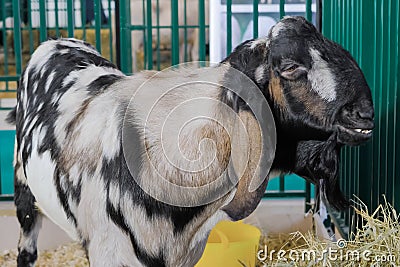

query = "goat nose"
[{"left": 357, "top": 109, "right": 374, "bottom": 120}]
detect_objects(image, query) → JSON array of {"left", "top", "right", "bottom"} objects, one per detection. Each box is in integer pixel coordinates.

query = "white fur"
[
  {"left": 45, "top": 71, "right": 56, "bottom": 93},
  {"left": 25, "top": 148, "right": 78, "bottom": 240},
  {"left": 75, "top": 178, "right": 142, "bottom": 267},
  {"left": 271, "top": 22, "right": 285, "bottom": 38},
  {"left": 308, "top": 48, "right": 337, "bottom": 102},
  {"left": 254, "top": 64, "right": 266, "bottom": 83},
  {"left": 249, "top": 37, "right": 267, "bottom": 49}
]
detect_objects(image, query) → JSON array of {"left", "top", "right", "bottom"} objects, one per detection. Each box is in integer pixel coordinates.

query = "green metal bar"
[
  {"left": 264, "top": 192, "right": 309, "bottom": 198},
  {"left": 306, "top": 0, "right": 312, "bottom": 22},
  {"left": 305, "top": 181, "right": 311, "bottom": 212},
  {"left": 2, "top": 0, "right": 8, "bottom": 84},
  {"left": 0, "top": 76, "right": 19, "bottom": 81},
  {"left": 0, "top": 195, "right": 13, "bottom": 201},
  {"left": 394, "top": 0, "right": 400, "bottom": 210},
  {"left": 376, "top": 0, "right": 385, "bottom": 210},
  {"left": 12, "top": 0, "right": 22, "bottom": 75},
  {"left": 28, "top": 0, "right": 34, "bottom": 54},
  {"left": 146, "top": 0, "right": 153, "bottom": 69},
  {"left": 183, "top": 0, "right": 188, "bottom": 62},
  {"left": 371, "top": 0, "right": 380, "bottom": 210},
  {"left": 81, "top": 0, "right": 87, "bottom": 40},
  {"left": 67, "top": 0, "right": 74, "bottom": 37},
  {"left": 119, "top": 0, "right": 132, "bottom": 73},
  {"left": 226, "top": 0, "right": 232, "bottom": 56},
  {"left": 253, "top": 0, "right": 258, "bottom": 38},
  {"left": 198, "top": 0, "right": 206, "bottom": 62},
  {"left": 94, "top": 0, "right": 102, "bottom": 52},
  {"left": 39, "top": 0, "right": 47, "bottom": 42},
  {"left": 156, "top": 0, "right": 161, "bottom": 70},
  {"left": 385, "top": 0, "right": 395, "bottom": 203},
  {"left": 0, "top": 0, "right": 8, "bottom": 90},
  {"left": 279, "top": 174, "right": 284, "bottom": 192},
  {"left": 131, "top": 25, "right": 205, "bottom": 30},
  {"left": 279, "top": 0, "right": 285, "bottom": 19},
  {"left": 54, "top": 0, "right": 60, "bottom": 36},
  {"left": 357, "top": 0, "right": 375, "bottom": 211},
  {"left": 142, "top": 0, "right": 147, "bottom": 70},
  {"left": 108, "top": 0, "right": 113, "bottom": 62},
  {"left": 171, "top": 0, "right": 179, "bottom": 65}
]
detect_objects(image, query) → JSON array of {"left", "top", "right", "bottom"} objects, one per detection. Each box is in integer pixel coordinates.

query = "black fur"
[
  {"left": 17, "top": 249, "right": 37, "bottom": 267},
  {"left": 6, "top": 107, "right": 16, "bottom": 124},
  {"left": 221, "top": 16, "right": 373, "bottom": 210}
]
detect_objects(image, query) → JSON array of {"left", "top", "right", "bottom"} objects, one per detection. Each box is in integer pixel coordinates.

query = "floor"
[
  {"left": 0, "top": 98, "right": 16, "bottom": 130},
  {"left": 0, "top": 201, "right": 73, "bottom": 251}
]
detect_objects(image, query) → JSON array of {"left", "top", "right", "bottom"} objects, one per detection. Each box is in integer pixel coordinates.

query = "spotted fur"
[{"left": 9, "top": 16, "right": 374, "bottom": 267}]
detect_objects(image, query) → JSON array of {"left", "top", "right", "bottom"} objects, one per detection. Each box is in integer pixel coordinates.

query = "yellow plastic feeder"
[{"left": 195, "top": 221, "right": 261, "bottom": 267}]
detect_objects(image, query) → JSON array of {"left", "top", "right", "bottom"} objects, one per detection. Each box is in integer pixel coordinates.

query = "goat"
[{"left": 8, "top": 16, "right": 373, "bottom": 267}]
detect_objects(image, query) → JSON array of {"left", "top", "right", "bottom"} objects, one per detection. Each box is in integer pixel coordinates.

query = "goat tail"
[{"left": 6, "top": 107, "right": 17, "bottom": 125}]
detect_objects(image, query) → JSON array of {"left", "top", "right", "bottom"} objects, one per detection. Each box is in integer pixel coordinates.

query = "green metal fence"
[
  {"left": 323, "top": 0, "right": 400, "bottom": 238},
  {"left": 1, "top": 0, "right": 314, "bottom": 206},
  {"left": 0, "top": 0, "right": 115, "bottom": 100}
]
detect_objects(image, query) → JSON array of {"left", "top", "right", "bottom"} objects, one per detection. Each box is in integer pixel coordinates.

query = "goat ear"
[{"left": 222, "top": 110, "right": 271, "bottom": 221}]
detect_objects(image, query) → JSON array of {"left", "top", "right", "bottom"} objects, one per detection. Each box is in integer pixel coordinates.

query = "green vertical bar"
[
  {"left": 67, "top": 0, "right": 74, "bottom": 37},
  {"left": 28, "top": 0, "right": 34, "bottom": 54},
  {"left": 2, "top": 0, "right": 8, "bottom": 81},
  {"left": 306, "top": 0, "right": 312, "bottom": 22},
  {"left": 279, "top": 175, "right": 284, "bottom": 192},
  {"left": 183, "top": 0, "right": 188, "bottom": 62},
  {"left": 54, "top": 0, "right": 60, "bottom": 36},
  {"left": 146, "top": 0, "right": 153, "bottom": 69},
  {"left": 94, "top": 0, "right": 102, "bottom": 52},
  {"left": 81, "top": 0, "right": 87, "bottom": 40},
  {"left": 156, "top": 0, "right": 161, "bottom": 70},
  {"left": 354, "top": 0, "right": 360, "bottom": 198},
  {"left": 371, "top": 0, "right": 381, "bottom": 210},
  {"left": 322, "top": 0, "right": 331, "bottom": 37},
  {"left": 385, "top": 0, "right": 395, "bottom": 203},
  {"left": 394, "top": 0, "right": 400, "bottom": 210},
  {"left": 380, "top": 0, "right": 388, "bottom": 201},
  {"left": 305, "top": 181, "right": 311, "bottom": 212},
  {"left": 253, "top": 0, "right": 258, "bottom": 38},
  {"left": 198, "top": 0, "right": 206, "bottom": 61},
  {"left": 142, "top": 0, "right": 147, "bottom": 69},
  {"left": 119, "top": 0, "right": 132, "bottom": 73},
  {"left": 108, "top": 0, "right": 113, "bottom": 62},
  {"left": 39, "top": 0, "right": 47, "bottom": 42},
  {"left": 171, "top": 0, "right": 179, "bottom": 65},
  {"left": 279, "top": 0, "right": 285, "bottom": 19},
  {"left": 226, "top": 0, "right": 232, "bottom": 55},
  {"left": 357, "top": 0, "right": 374, "bottom": 210},
  {"left": 12, "top": 0, "right": 22, "bottom": 75}
]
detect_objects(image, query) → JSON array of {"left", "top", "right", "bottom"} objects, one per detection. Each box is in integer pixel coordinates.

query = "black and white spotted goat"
[{"left": 8, "top": 16, "right": 373, "bottom": 267}]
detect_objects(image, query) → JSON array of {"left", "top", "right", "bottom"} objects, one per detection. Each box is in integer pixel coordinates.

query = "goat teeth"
[{"left": 361, "top": 129, "right": 372, "bottom": 134}]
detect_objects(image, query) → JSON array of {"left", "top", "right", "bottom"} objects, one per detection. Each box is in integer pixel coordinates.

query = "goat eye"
[
  {"left": 280, "top": 64, "right": 307, "bottom": 80},
  {"left": 284, "top": 65, "right": 298, "bottom": 72}
]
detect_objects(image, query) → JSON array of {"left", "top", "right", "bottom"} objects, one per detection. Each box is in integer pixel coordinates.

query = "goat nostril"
[{"left": 357, "top": 110, "right": 374, "bottom": 120}]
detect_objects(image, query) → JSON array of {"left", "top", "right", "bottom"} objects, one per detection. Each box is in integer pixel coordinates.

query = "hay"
[
  {"left": 258, "top": 197, "right": 400, "bottom": 267},
  {"left": 2, "top": 197, "right": 399, "bottom": 266},
  {"left": 0, "top": 242, "right": 88, "bottom": 267}
]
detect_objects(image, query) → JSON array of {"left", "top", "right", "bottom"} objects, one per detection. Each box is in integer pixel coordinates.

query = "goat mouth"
[
  {"left": 335, "top": 124, "right": 373, "bottom": 145},
  {"left": 339, "top": 126, "right": 373, "bottom": 135}
]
